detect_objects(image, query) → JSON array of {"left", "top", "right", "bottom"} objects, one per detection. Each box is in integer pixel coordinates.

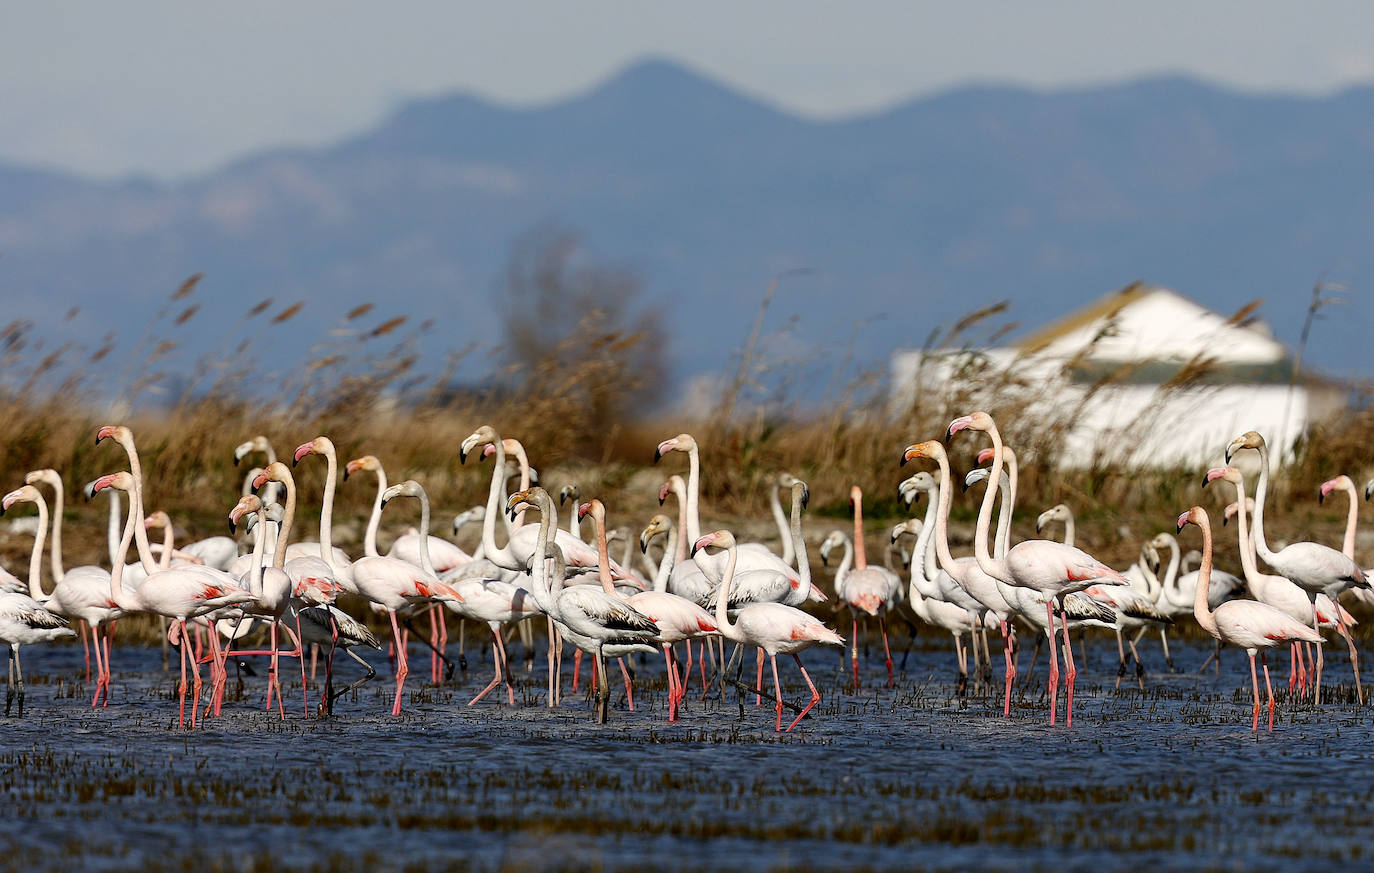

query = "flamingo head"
[
  {"left": 1176, "top": 506, "right": 1207, "bottom": 534},
  {"left": 577, "top": 499, "right": 606, "bottom": 524},
  {"left": 228, "top": 495, "right": 263, "bottom": 533},
  {"left": 0, "top": 485, "right": 40, "bottom": 514},
  {"left": 344, "top": 455, "right": 379, "bottom": 481},
  {"left": 23, "top": 469, "right": 59, "bottom": 490},
  {"left": 1035, "top": 504, "right": 1071, "bottom": 534},
  {"left": 793, "top": 480, "right": 810, "bottom": 511},
  {"left": 381, "top": 480, "right": 424, "bottom": 509},
  {"left": 691, "top": 529, "right": 735, "bottom": 557},
  {"left": 900, "top": 440, "right": 945, "bottom": 467},
  {"left": 232, "top": 435, "right": 272, "bottom": 466},
  {"left": 975, "top": 447, "right": 995, "bottom": 466},
  {"left": 293, "top": 436, "right": 331, "bottom": 466},
  {"left": 458, "top": 425, "right": 500, "bottom": 464},
  {"left": 558, "top": 484, "right": 581, "bottom": 506},
  {"left": 87, "top": 471, "right": 134, "bottom": 498},
  {"left": 1224, "top": 431, "right": 1264, "bottom": 464},
  {"left": 818, "top": 531, "right": 844, "bottom": 565},
  {"left": 848, "top": 485, "right": 862, "bottom": 508},
  {"left": 1202, "top": 466, "right": 1241, "bottom": 490},
  {"left": 452, "top": 505, "right": 484, "bottom": 535},
  {"left": 777, "top": 471, "right": 798, "bottom": 489},
  {"left": 946, "top": 411, "right": 994, "bottom": 440},
  {"left": 144, "top": 510, "right": 171, "bottom": 531},
  {"left": 657, "top": 481, "right": 671, "bottom": 505},
  {"left": 653, "top": 433, "right": 696, "bottom": 464},
  {"left": 252, "top": 461, "right": 291, "bottom": 492},
  {"left": 963, "top": 467, "right": 989, "bottom": 493},
  {"left": 1319, "top": 475, "right": 1353, "bottom": 504},
  {"left": 640, "top": 515, "right": 672, "bottom": 553},
  {"left": 505, "top": 488, "right": 543, "bottom": 520},
  {"left": 889, "top": 520, "right": 920, "bottom": 544}
]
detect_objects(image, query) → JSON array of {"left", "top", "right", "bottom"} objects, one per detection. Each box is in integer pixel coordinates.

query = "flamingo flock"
[{"left": 0, "top": 415, "right": 1367, "bottom": 734}]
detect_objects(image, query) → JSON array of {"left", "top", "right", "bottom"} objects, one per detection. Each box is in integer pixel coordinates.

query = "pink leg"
[
  {"left": 1059, "top": 606, "right": 1076, "bottom": 727},
  {"left": 851, "top": 614, "right": 860, "bottom": 689},
  {"left": 311, "top": 642, "right": 319, "bottom": 682},
  {"left": 1262, "top": 653, "right": 1276, "bottom": 732},
  {"left": 770, "top": 653, "right": 784, "bottom": 731},
  {"left": 389, "top": 610, "right": 409, "bottom": 716},
  {"left": 1045, "top": 602, "right": 1059, "bottom": 726},
  {"left": 755, "top": 648, "right": 764, "bottom": 706},
  {"left": 619, "top": 658, "right": 635, "bottom": 710},
  {"left": 785, "top": 654, "right": 822, "bottom": 732},
  {"left": 665, "top": 646, "right": 678, "bottom": 722},
  {"left": 429, "top": 607, "right": 441, "bottom": 684},
  {"left": 1001, "top": 619, "right": 1015, "bottom": 718},
  {"left": 468, "top": 627, "right": 505, "bottom": 705},
  {"left": 572, "top": 649, "right": 583, "bottom": 692},
  {"left": 880, "top": 617, "right": 893, "bottom": 687},
  {"left": 1248, "top": 652, "right": 1261, "bottom": 732},
  {"left": 439, "top": 614, "right": 450, "bottom": 683},
  {"left": 80, "top": 621, "right": 91, "bottom": 682},
  {"left": 177, "top": 621, "right": 189, "bottom": 729},
  {"left": 188, "top": 622, "right": 204, "bottom": 729},
  {"left": 89, "top": 625, "right": 105, "bottom": 708},
  {"left": 101, "top": 626, "right": 114, "bottom": 707},
  {"left": 1288, "top": 642, "right": 1297, "bottom": 693},
  {"left": 296, "top": 615, "right": 310, "bottom": 717}
]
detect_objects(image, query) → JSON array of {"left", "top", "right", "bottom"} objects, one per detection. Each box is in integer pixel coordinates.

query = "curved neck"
[
  {"left": 1002, "top": 450, "right": 1019, "bottom": 558},
  {"left": 972, "top": 426, "right": 1007, "bottom": 582},
  {"left": 1251, "top": 441, "right": 1277, "bottom": 563},
  {"left": 672, "top": 482, "right": 689, "bottom": 564},
  {"left": 47, "top": 478, "right": 64, "bottom": 580},
  {"left": 106, "top": 490, "right": 122, "bottom": 567},
  {"left": 1062, "top": 514, "right": 1076, "bottom": 549},
  {"left": 109, "top": 490, "right": 141, "bottom": 609},
  {"left": 991, "top": 476, "right": 1012, "bottom": 560},
  {"left": 25, "top": 496, "right": 49, "bottom": 601},
  {"left": 713, "top": 543, "right": 739, "bottom": 639},
  {"left": 411, "top": 491, "right": 437, "bottom": 578},
  {"left": 686, "top": 445, "right": 702, "bottom": 544},
  {"left": 479, "top": 439, "right": 517, "bottom": 569},
  {"left": 1137, "top": 544, "right": 1161, "bottom": 600},
  {"left": 1160, "top": 535, "right": 1181, "bottom": 590},
  {"left": 1230, "top": 480, "right": 1263, "bottom": 584},
  {"left": 508, "top": 441, "right": 531, "bottom": 530},
  {"left": 592, "top": 512, "right": 622, "bottom": 599},
  {"left": 527, "top": 494, "right": 559, "bottom": 613},
  {"left": 1192, "top": 517, "right": 1219, "bottom": 637},
  {"left": 363, "top": 466, "right": 388, "bottom": 558},
  {"left": 834, "top": 538, "right": 854, "bottom": 596},
  {"left": 157, "top": 523, "right": 176, "bottom": 570},
  {"left": 272, "top": 473, "right": 297, "bottom": 571},
  {"left": 565, "top": 496, "right": 582, "bottom": 541},
  {"left": 770, "top": 484, "right": 794, "bottom": 566},
  {"left": 1339, "top": 482, "right": 1358, "bottom": 561},
  {"left": 931, "top": 461, "right": 959, "bottom": 577},
  {"left": 124, "top": 438, "right": 160, "bottom": 574},
  {"left": 317, "top": 445, "right": 339, "bottom": 566},
  {"left": 915, "top": 488, "right": 939, "bottom": 583},
  {"left": 791, "top": 490, "right": 810, "bottom": 593},
  {"left": 852, "top": 492, "right": 868, "bottom": 570},
  {"left": 653, "top": 529, "right": 677, "bottom": 592},
  {"left": 248, "top": 512, "right": 266, "bottom": 596}
]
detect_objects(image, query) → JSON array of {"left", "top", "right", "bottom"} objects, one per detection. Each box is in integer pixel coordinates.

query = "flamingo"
[
  {"left": 830, "top": 485, "right": 901, "bottom": 687},
  {"left": 1226, "top": 430, "right": 1367, "bottom": 703},
  {"left": 1177, "top": 506, "right": 1322, "bottom": 731},
  {"left": 233, "top": 435, "right": 283, "bottom": 506},
  {"left": 1320, "top": 475, "right": 1374, "bottom": 609},
  {"left": 905, "top": 412, "right": 1127, "bottom": 727},
  {"left": 287, "top": 436, "right": 356, "bottom": 590},
  {"left": 692, "top": 530, "right": 842, "bottom": 732},
  {"left": 90, "top": 471, "right": 255, "bottom": 728},
  {"left": 507, "top": 487, "right": 659, "bottom": 723},
  {"left": 2, "top": 484, "right": 124, "bottom": 707},
  {"left": 581, "top": 498, "right": 719, "bottom": 721},
  {"left": 877, "top": 522, "right": 979, "bottom": 683}
]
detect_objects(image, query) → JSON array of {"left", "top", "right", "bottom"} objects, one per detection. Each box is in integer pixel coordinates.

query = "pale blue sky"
[{"left": 4, "top": 1, "right": 1373, "bottom": 178}]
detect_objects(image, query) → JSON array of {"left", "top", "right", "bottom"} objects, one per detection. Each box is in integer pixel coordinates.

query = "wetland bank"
[{"left": 2, "top": 640, "right": 1371, "bottom": 873}]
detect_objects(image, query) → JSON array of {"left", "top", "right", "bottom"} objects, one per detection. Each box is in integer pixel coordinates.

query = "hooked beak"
[
  {"left": 946, "top": 415, "right": 974, "bottom": 440},
  {"left": 639, "top": 529, "right": 652, "bottom": 554},
  {"left": 292, "top": 442, "right": 314, "bottom": 466},
  {"left": 95, "top": 425, "right": 117, "bottom": 445}
]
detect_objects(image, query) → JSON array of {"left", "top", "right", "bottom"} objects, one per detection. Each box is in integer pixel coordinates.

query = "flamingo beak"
[
  {"left": 252, "top": 472, "right": 269, "bottom": 491},
  {"left": 292, "top": 443, "right": 313, "bottom": 466},
  {"left": 946, "top": 416, "right": 974, "bottom": 440},
  {"left": 95, "top": 425, "right": 117, "bottom": 445}
]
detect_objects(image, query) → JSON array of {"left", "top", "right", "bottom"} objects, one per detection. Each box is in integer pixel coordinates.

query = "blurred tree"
[{"left": 500, "top": 226, "right": 667, "bottom": 445}]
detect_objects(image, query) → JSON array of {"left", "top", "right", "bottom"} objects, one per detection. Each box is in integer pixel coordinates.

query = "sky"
[{"left": 4, "top": 1, "right": 1374, "bottom": 180}]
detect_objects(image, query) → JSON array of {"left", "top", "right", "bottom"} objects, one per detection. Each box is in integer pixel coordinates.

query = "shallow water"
[{"left": 1, "top": 633, "right": 1371, "bottom": 873}]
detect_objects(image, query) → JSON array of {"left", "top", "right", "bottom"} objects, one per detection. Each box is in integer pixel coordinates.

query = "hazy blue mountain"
[{"left": 1, "top": 58, "right": 1371, "bottom": 408}]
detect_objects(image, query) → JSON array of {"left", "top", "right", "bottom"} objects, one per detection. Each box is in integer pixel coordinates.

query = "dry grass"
[{"left": 0, "top": 276, "right": 1370, "bottom": 643}]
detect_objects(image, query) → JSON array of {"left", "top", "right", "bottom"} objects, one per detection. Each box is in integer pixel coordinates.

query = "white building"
[{"left": 889, "top": 284, "right": 1345, "bottom": 469}]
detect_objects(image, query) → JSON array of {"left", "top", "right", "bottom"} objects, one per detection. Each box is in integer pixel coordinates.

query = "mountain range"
[{"left": 2, "top": 58, "right": 1372, "bottom": 408}]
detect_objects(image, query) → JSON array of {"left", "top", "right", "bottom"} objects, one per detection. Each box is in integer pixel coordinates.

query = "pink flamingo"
[
  {"left": 692, "top": 529, "right": 843, "bottom": 732},
  {"left": 1178, "top": 506, "right": 1322, "bottom": 731},
  {"left": 835, "top": 485, "right": 901, "bottom": 687}
]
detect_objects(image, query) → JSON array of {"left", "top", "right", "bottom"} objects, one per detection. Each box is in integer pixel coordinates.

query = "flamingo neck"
[
  {"left": 931, "top": 460, "right": 959, "bottom": 577},
  {"left": 412, "top": 490, "right": 437, "bottom": 579},
  {"left": 46, "top": 477, "right": 64, "bottom": 582},
  {"left": 1192, "top": 515, "right": 1219, "bottom": 638},
  {"left": 1136, "top": 544, "right": 1161, "bottom": 601},
  {"left": 1250, "top": 441, "right": 1277, "bottom": 563},
  {"left": 158, "top": 523, "right": 176, "bottom": 570},
  {"left": 653, "top": 528, "right": 677, "bottom": 592},
  {"left": 852, "top": 491, "right": 868, "bottom": 570},
  {"left": 317, "top": 444, "right": 339, "bottom": 568},
  {"left": 713, "top": 543, "right": 740, "bottom": 641},
  {"left": 1340, "top": 482, "right": 1358, "bottom": 561},
  {"left": 363, "top": 465, "right": 388, "bottom": 558},
  {"left": 686, "top": 444, "right": 701, "bottom": 544},
  {"left": 592, "top": 512, "right": 621, "bottom": 599},
  {"left": 271, "top": 474, "right": 296, "bottom": 571},
  {"left": 770, "top": 483, "right": 794, "bottom": 566},
  {"left": 124, "top": 439, "right": 160, "bottom": 575},
  {"left": 1230, "top": 479, "right": 1263, "bottom": 585},
  {"left": 672, "top": 482, "right": 689, "bottom": 564},
  {"left": 109, "top": 489, "right": 141, "bottom": 610},
  {"left": 991, "top": 475, "right": 1012, "bottom": 561},
  {"left": 25, "top": 495, "right": 49, "bottom": 601},
  {"left": 914, "top": 486, "right": 939, "bottom": 585},
  {"left": 248, "top": 511, "right": 266, "bottom": 597},
  {"left": 1003, "top": 450, "right": 1019, "bottom": 558},
  {"left": 791, "top": 489, "right": 811, "bottom": 594},
  {"left": 479, "top": 438, "right": 518, "bottom": 570},
  {"left": 508, "top": 440, "right": 531, "bottom": 530},
  {"left": 833, "top": 537, "right": 853, "bottom": 600},
  {"left": 972, "top": 425, "right": 1007, "bottom": 583},
  {"left": 106, "top": 490, "right": 122, "bottom": 567},
  {"left": 534, "top": 493, "right": 565, "bottom": 606},
  {"left": 1062, "top": 513, "right": 1076, "bottom": 549}
]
